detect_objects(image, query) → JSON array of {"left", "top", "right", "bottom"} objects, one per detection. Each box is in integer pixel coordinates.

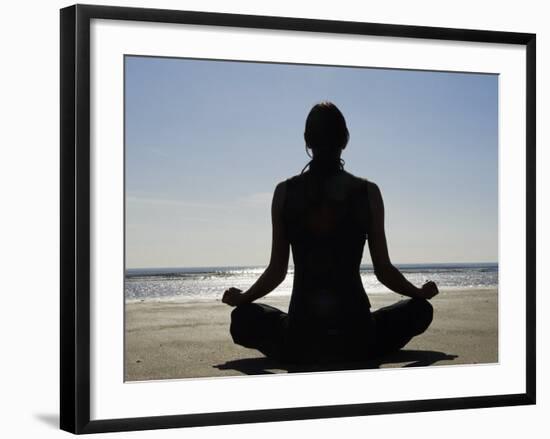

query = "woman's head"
[{"left": 304, "top": 101, "right": 349, "bottom": 159}]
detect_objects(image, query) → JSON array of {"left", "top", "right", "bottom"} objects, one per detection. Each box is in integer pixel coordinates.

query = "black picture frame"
[{"left": 60, "top": 3, "right": 536, "bottom": 434}]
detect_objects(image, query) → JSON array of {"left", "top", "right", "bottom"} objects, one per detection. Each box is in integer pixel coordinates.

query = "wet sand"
[{"left": 125, "top": 289, "right": 497, "bottom": 381}]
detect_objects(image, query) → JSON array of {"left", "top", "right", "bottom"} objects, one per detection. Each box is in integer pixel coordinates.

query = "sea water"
[{"left": 125, "top": 263, "right": 498, "bottom": 302}]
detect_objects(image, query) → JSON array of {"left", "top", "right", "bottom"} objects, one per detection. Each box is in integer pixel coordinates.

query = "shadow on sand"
[{"left": 213, "top": 349, "right": 458, "bottom": 375}]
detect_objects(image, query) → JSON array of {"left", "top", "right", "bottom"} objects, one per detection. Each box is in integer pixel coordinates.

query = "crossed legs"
[
  {"left": 369, "top": 297, "right": 434, "bottom": 357},
  {"left": 230, "top": 302, "right": 288, "bottom": 361},
  {"left": 229, "top": 297, "right": 434, "bottom": 362}
]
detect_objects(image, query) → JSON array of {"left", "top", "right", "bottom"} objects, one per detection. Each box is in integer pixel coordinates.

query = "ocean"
[{"left": 125, "top": 262, "right": 498, "bottom": 303}]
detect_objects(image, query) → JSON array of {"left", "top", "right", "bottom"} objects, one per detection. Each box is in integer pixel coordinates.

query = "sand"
[{"left": 124, "top": 289, "right": 497, "bottom": 381}]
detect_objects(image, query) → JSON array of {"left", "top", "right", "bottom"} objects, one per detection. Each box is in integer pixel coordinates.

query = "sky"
[{"left": 125, "top": 55, "right": 498, "bottom": 269}]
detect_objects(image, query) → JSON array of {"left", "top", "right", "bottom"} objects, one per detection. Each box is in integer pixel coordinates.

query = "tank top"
[{"left": 282, "top": 165, "right": 372, "bottom": 341}]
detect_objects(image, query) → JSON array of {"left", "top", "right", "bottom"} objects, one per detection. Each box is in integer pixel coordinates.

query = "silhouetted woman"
[{"left": 222, "top": 101, "right": 438, "bottom": 364}]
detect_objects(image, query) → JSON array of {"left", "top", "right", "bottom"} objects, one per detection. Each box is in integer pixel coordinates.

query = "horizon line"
[{"left": 126, "top": 261, "right": 499, "bottom": 271}]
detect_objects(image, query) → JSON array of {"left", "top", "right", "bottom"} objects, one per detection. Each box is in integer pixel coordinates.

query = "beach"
[{"left": 125, "top": 288, "right": 497, "bottom": 381}]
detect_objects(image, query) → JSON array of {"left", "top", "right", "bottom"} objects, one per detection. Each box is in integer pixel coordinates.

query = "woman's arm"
[
  {"left": 366, "top": 181, "right": 438, "bottom": 299},
  {"left": 222, "top": 181, "right": 290, "bottom": 306}
]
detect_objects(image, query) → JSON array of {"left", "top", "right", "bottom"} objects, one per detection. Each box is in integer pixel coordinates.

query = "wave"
[{"left": 125, "top": 263, "right": 498, "bottom": 301}]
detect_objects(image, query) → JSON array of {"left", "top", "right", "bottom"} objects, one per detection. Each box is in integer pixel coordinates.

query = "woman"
[{"left": 222, "top": 101, "right": 438, "bottom": 364}]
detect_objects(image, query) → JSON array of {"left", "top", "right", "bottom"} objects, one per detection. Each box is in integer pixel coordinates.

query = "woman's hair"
[
  {"left": 304, "top": 101, "right": 349, "bottom": 152},
  {"left": 302, "top": 101, "right": 349, "bottom": 174}
]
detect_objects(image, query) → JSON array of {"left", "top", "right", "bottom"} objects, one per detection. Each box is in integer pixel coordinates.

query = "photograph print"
[{"left": 124, "top": 55, "right": 498, "bottom": 382}]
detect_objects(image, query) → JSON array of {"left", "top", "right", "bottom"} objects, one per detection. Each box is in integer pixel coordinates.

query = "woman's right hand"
[{"left": 417, "top": 281, "right": 439, "bottom": 300}]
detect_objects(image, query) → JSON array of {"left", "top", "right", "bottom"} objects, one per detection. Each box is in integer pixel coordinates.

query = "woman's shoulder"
[
  {"left": 341, "top": 170, "right": 376, "bottom": 191},
  {"left": 283, "top": 173, "right": 302, "bottom": 183},
  {"left": 279, "top": 172, "right": 306, "bottom": 188},
  {"left": 278, "top": 170, "right": 378, "bottom": 193}
]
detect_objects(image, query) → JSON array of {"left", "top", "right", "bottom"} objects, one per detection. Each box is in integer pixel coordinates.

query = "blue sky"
[{"left": 125, "top": 56, "right": 498, "bottom": 269}]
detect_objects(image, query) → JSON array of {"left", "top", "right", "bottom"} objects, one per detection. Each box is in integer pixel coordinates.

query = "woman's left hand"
[
  {"left": 222, "top": 287, "right": 245, "bottom": 307},
  {"left": 418, "top": 280, "right": 439, "bottom": 300}
]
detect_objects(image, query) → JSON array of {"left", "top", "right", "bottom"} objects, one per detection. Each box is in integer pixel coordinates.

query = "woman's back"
[
  {"left": 225, "top": 101, "right": 436, "bottom": 365},
  {"left": 282, "top": 166, "right": 372, "bottom": 339}
]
